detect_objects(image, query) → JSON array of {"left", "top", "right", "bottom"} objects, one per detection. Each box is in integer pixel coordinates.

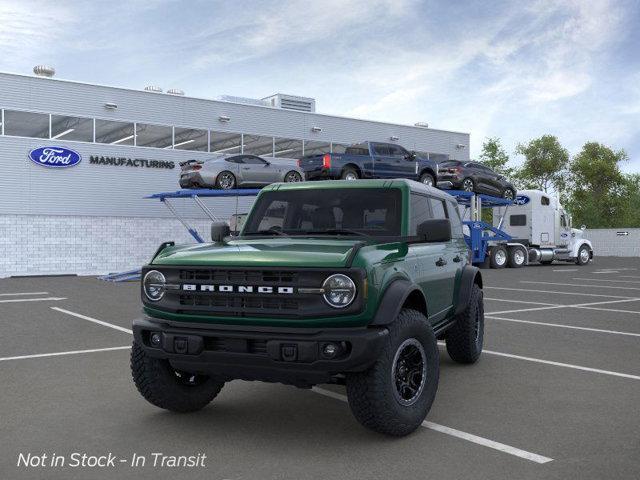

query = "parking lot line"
[
  {"left": 51, "top": 307, "right": 133, "bottom": 334},
  {"left": 311, "top": 387, "right": 553, "bottom": 464},
  {"left": 485, "top": 298, "right": 560, "bottom": 307},
  {"left": 482, "top": 349, "right": 640, "bottom": 381},
  {"left": 0, "top": 346, "right": 131, "bottom": 363},
  {"left": 485, "top": 286, "right": 638, "bottom": 299},
  {"left": 486, "top": 316, "right": 640, "bottom": 337},
  {"left": 0, "top": 297, "right": 67, "bottom": 303},
  {"left": 573, "top": 305, "right": 640, "bottom": 315},
  {"left": 0, "top": 291, "right": 49, "bottom": 296},
  {"left": 487, "top": 298, "right": 640, "bottom": 316},
  {"left": 520, "top": 281, "right": 640, "bottom": 291},
  {"left": 572, "top": 278, "right": 640, "bottom": 284},
  {"left": 553, "top": 269, "right": 578, "bottom": 272}
]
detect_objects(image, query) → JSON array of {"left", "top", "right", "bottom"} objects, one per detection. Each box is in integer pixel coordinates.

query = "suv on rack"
[{"left": 131, "top": 179, "right": 484, "bottom": 436}]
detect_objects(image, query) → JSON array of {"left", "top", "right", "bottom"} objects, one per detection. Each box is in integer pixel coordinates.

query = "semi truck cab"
[{"left": 494, "top": 189, "right": 593, "bottom": 265}]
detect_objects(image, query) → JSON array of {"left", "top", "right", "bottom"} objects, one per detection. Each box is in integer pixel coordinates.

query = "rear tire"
[
  {"left": 215, "top": 171, "right": 236, "bottom": 190},
  {"left": 284, "top": 170, "right": 303, "bottom": 183},
  {"left": 419, "top": 172, "right": 435, "bottom": 187},
  {"left": 131, "top": 341, "right": 224, "bottom": 413},
  {"left": 507, "top": 246, "right": 526, "bottom": 268},
  {"left": 502, "top": 188, "right": 516, "bottom": 200},
  {"left": 461, "top": 178, "right": 475, "bottom": 192},
  {"left": 341, "top": 167, "right": 359, "bottom": 181},
  {"left": 346, "top": 309, "right": 439, "bottom": 436},
  {"left": 489, "top": 245, "right": 508, "bottom": 269},
  {"left": 446, "top": 284, "right": 484, "bottom": 364}
]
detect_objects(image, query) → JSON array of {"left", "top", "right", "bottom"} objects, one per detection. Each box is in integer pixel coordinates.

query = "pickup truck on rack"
[
  {"left": 298, "top": 141, "right": 439, "bottom": 187},
  {"left": 131, "top": 179, "right": 484, "bottom": 436}
]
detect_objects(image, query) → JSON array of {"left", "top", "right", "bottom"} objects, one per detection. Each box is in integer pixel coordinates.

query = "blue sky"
[{"left": 1, "top": 0, "right": 639, "bottom": 171}]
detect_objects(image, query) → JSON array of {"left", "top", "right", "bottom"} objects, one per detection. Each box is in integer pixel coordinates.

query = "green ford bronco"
[{"left": 132, "top": 179, "right": 484, "bottom": 436}]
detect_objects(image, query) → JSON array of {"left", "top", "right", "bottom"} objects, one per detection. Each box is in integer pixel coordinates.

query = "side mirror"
[
  {"left": 264, "top": 160, "right": 271, "bottom": 166},
  {"left": 581, "top": 224, "right": 586, "bottom": 230},
  {"left": 417, "top": 219, "right": 451, "bottom": 242},
  {"left": 211, "top": 222, "right": 230, "bottom": 243},
  {"left": 404, "top": 152, "right": 416, "bottom": 160}
]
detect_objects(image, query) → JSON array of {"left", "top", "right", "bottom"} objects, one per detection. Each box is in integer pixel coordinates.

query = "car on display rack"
[
  {"left": 437, "top": 160, "right": 517, "bottom": 199},
  {"left": 179, "top": 154, "right": 305, "bottom": 190},
  {"left": 131, "top": 179, "right": 484, "bottom": 436},
  {"left": 298, "top": 141, "right": 440, "bottom": 187}
]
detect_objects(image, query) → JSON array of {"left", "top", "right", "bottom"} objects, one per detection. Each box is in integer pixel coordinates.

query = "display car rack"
[{"left": 99, "top": 187, "right": 514, "bottom": 281}]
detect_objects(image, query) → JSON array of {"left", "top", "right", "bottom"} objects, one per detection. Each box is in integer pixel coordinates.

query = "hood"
[{"left": 152, "top": 238, "right": 362, "bottom": 268}]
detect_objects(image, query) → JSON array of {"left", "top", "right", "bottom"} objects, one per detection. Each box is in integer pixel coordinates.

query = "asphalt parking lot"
[{"left": 1, "top": 257, "right": 639, "bottom": 480}]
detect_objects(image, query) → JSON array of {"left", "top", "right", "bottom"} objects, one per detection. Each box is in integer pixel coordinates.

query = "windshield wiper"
[
  {"left": 298, "top": 228, "right": 370, "bottom": 237},
  {"left": 245, "top": 228, "right": 289, "bottom": 237}
]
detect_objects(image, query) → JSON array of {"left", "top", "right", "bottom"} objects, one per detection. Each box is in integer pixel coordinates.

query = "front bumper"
[{"left": 133, "top": 316, "right": 388, "bottom": 387}]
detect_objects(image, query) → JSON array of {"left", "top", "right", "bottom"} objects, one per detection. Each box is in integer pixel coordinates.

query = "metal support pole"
[
  {"left": 162, "top": 198, "right": 205, "bottom": 243},
  {"left": 192, "top": 194, "right": 220, "bottom": 222}
]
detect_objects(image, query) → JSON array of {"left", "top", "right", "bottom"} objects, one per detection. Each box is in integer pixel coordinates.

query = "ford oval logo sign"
[
  {"left": 28, "top": 146, "right": 82, "bottom": 168},
  {"left": 514, "top": 195, "right": 530, "bottom": 205}
]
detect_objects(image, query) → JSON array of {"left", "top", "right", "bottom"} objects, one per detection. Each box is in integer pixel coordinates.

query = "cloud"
[{"left": 0, "top": 1, "right": 76, "bottom": 67}]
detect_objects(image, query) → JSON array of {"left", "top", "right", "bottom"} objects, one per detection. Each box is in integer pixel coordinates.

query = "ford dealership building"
[{"left": 0, "top": 69, "right": 470, "bottom": 276}]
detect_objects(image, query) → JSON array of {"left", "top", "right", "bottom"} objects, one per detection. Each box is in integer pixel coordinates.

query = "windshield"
[{"left": 242, "top": 188, "right": 402, "bottom": 237}]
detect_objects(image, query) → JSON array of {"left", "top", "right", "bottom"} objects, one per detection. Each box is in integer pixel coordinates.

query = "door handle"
[
  {"left": 435, "top": 258, "right": 447, "bottom": 267},
  {"left": 453, "top": 255, "right": 462, "bottom": 263},
  {"left": 242, "top": 167, "right": 250, "bottom": 170}
]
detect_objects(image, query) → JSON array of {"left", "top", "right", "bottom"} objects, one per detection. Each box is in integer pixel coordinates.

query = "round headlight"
[
  {"left": 143, "top": 270, "right": 166, "bottom": 301},
  {"left": 322, "top": 274, "right": 356, "bottom": 308}
]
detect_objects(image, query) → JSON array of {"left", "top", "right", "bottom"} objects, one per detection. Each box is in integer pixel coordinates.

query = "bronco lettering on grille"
[{"left": 181, "top": 284, "right": 295, "bottom": 294}]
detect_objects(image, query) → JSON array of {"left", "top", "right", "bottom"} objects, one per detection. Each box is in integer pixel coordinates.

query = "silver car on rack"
[{"left": 179, "top": 154, "right": 305, "bottom": 189}]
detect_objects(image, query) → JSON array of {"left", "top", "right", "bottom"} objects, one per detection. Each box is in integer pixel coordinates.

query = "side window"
[
  {"left": 510, "top": 215, "right": 526, "bottom": 226},
  {"left": 430, "top": 198, "right": 448, "bottom": 220},
  {"left": 226, "top": 156, "right": 243, "bottom": 164},
  {"left": 243, "top": 156, "right": 267, "bottom": 165},
  {"left": 387, "top": 145, "right": 404, "bottom": 157},
  {"left": 541, "top": 196, "right": 550, "bottom": 206},
  {"left": 373, "top": 144, "right": 390, "bottom": 156},
  {"left": 409, "top": 193, "right": 432, "bottom": 235},
  {"left": 446, "top": 201, "right": 464, "bottom": 238},
  {"left": 560, "top": 215, "right": 567, "bottom": 228}
]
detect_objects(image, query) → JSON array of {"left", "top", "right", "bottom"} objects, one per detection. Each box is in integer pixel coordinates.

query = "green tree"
[
  {"left": 619, "top": 174, "right": 640, "bottom": 227},
  {"left": 479, "top": 137, "right": 514, "bottom": 177},
  {"left": 515, "top": 135, "right": 569, "bottom": 193},
  {"left": 566, "top": 142, "right": 628, "bottom": 228}
]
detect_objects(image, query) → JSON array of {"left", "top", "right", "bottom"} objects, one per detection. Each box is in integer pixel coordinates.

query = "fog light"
[
  {"left": 322, "top": 343, "right": 339, "bottom": 358},
  {"left": 150, "top": 332, "right": 162, "bottom": 347}
]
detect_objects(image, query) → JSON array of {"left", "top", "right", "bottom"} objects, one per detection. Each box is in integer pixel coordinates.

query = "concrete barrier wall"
[{"left": 583, "top": 228, "right": 640, "bottom": 257}]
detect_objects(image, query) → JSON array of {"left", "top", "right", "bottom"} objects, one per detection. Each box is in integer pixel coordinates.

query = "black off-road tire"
[
  {"left": 131, "top": 341, "right": 224, "bottom": 413},
  {"left": 341, "top": 167, "right": 359, "bottom": 180},
  {"left": 345, "top": 309, "right": 439, "bottom": 436},
  {"left": 445, "top": 283, "right": 484, "bottom": 364}
]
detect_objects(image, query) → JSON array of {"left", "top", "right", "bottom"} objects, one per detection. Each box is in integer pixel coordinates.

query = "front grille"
[
  {"left": 144, "top": 266, "right": 365, "bottom": 319},
  {"left": 179, "top": 294, "right": 299, "bottom": 315},
  {"left": 179, "top": 269, "right": 298, "bottom": 284}
]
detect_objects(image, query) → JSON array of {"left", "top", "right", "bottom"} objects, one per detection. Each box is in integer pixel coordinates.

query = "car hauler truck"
[{"left": 492, "top": 189, "right": 593, "bottom": 266}]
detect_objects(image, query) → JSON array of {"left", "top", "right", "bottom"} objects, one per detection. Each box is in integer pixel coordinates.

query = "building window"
[
  {"left": 95, "top": 119, "right": 135, "bottom": 145},
  {"left": 3, "top": 110, "right": 50, "bottom": 139},
  {"left": 50, "top": 114, "right": 94, "bottom": 142},
  {"left": 331, "top": 143, "right": 349, "bottom": 154},
  {"left": 303, "top": 140, "right": 330, "bottom": 156},
  {"left": 243, "top": 135, "right": 274, "bottom": 156},
  {"left": 273, "top": 137, "right": 303, "bottom": 159},
  {"left": 173, "top": 127, "right": 208, "bottom": 151},
  {"left": 210, "top": 131, "right": 242, "bottom": 154},
  {"left": 135, "top": 123, "right": 173, "bottom": 148}
]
